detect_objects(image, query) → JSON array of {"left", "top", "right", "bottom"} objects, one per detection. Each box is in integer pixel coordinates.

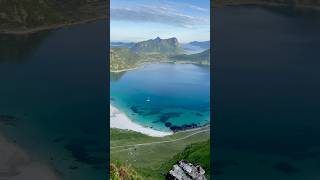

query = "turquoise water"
[{"left": 110, "top": 63, "right": 210, "bottom": 132}]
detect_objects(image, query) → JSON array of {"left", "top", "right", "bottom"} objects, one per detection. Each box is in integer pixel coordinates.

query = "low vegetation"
[
  {"left": 169, "top": 49, "right": 210, "bottom": 65},
  {"left": 110, "top": 48, "right": 142, "bottom": 72},
  {"left": 110, "top": 163, "right": 142, "bottom": 180},
  {"left": 161, "top": 140, "right": 211, "bottom": 179},
  {"left": 110, "top": 127, "right": 210, "bottom": 179}
]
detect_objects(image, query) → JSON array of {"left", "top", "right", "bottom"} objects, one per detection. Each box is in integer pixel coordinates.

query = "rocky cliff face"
[
  {"left": 166, "top": 161, "right": 207, "bottom": 180},
  {"left": 131, "top": 37, "right": 183, "bottom": 55}
]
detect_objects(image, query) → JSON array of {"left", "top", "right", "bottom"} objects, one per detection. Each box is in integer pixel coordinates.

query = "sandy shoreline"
[
  {"left": 0, "top": 134, "right": 60, "bottom": 180},
  {"left": 110, "top": 104, "right": 173, "bottom": 137}
]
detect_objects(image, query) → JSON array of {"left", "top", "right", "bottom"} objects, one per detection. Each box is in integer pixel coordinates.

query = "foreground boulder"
[{"left": 166, "top": 160, "right": 207, "bottom": 180}]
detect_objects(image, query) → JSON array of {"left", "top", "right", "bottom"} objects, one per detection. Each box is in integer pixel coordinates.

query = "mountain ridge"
[
  {"left": 130, "top": 37, "right": 183, "bottom": 55},
  {"left": 110, "top": 37, "right": 210, "bottom": 72}
]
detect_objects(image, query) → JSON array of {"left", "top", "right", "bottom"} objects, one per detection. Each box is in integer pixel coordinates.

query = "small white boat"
[{"left": 146, "top": 97, "right": 151, "bottom": 102}]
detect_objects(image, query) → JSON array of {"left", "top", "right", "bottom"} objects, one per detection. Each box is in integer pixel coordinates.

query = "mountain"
[
  {"left": 110, "top": 47, "right": 168, "bottom": 72},
  {"left": 169, "top": 49, "right": 210, "bottom": 65},
  {"left": 131, "top": 37, "right": 183, "bottom": 55},
  {"left": 110, "top": 42, "right": 135, "bottom": 48},
  {"left": 110, "top": 38, "right": 210, "bottom": 72},
  {"left": 0, "top": 0, "right": 107, "bottom": 33},
  {"left": 110, "top": 48, "right": 142, "bottom": 72},
  {"left": 188, "top": 41, "right": 210, "bottom": 49},
  {"left": 181, "top": 41, "right": 210, "bottom": 54}
]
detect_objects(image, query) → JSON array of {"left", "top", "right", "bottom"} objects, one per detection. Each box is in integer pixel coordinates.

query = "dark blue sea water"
[
  {"left": 0, "top": 21, "right": 107, "bottom": 180},
  {"left": 111, "top": 63, "right": 210, "bottom": 132},
  {"left": 213, "top": 6, "right": 320, "bottom": 179}
]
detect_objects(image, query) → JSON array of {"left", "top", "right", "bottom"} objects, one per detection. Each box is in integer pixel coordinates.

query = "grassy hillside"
[
  {"left": 0, "top": 0, "right": 107, "bottom": 33},
  {"left": 170, "top": 49, "right": 210, "bottom": 65},
  {"left": 110, "top": 163, "right": 142, "bottom": 180},
  {"left": 110, "top": 48, "right": 142, "bottom": 72},
  {"left": 110, "top": 46, "right": 210, "bottom": 72},
  {"left": 110, "top": 127, "right": 210, "bottom": 179},
  {"left": 161, "top": 140, "right": 211, "bottom": 179},
  {"left": 110, "top": 47, "right": 169, "bottom": 72}
]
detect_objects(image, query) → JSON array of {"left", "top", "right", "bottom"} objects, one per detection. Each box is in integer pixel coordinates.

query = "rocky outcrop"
[
  {"left": 166, "top": 160, "right": 207, "bottom": 180},
  {"left": 131, "top": 37, "right": 183, "bottom": 55}
]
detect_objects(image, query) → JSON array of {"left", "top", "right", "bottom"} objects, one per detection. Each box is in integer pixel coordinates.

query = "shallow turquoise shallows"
[{"left": 111, "top": 63, "right": 210, "bottom": 132}]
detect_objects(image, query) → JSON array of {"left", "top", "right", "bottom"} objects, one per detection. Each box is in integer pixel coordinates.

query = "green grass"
[
  {"left": 110, "top": 48, "right": 142, "bottom": 71},
  {"left": 110, "top": 162, "right": 142, "bottom": 180},
  {"left": 161, "top": 140, "right": 211, "bottom": 179},
  {"left": 110, "top": 126, "right": 210, "bottom": 179}
]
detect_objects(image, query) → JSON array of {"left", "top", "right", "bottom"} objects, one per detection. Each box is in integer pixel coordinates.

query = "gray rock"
[{"left": 166, "top": 160, "right": 207, "bottom": 180}]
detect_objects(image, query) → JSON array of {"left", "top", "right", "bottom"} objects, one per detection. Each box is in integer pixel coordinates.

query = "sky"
[{"left": 110, "top": 0, "right": 210, "bottom": 43}]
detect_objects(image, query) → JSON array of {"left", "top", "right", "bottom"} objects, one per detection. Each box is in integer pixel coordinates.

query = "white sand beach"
[
  {"left": 110, "top": 104, "right": 172, "bottom": 137},
  {"left": 0, "top": 135, "right": 60, "bottom": 180}
]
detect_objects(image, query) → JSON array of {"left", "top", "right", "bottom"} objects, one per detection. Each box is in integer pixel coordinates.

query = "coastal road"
[{"left": 111, "top": 127, "right": 210, "bottom": 153}]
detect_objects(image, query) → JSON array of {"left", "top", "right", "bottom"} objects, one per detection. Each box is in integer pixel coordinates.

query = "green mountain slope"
[
  {"left": 110, "top": 163, "right": 142, "bottom": 180},
  {"left": 110, "top": 48, "right": 142, "bottom": 72},
  {"left": 110, "top": 127, "right": 210, "bottom": 179},
  {"left": 110, "top": 38, "right": 210, "bottom": 72},
  {"left": 131, "top": 37, "right": 183, "bottom": 55},
  {"left": 0, "top": 0, "right": 107, "bottom": 33},
  {"left": 161, "top": 140, "right": 211, "bottom": 179},
  {"left": 169, "top": 49, "right": 210, "bottom": 65}
]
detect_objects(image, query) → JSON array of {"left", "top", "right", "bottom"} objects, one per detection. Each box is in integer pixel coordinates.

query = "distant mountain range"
[
  {"left": 169, "top": 49, "right": 210, "bottom": 65},
  {"left": 110, "top": 42, "right": 135, "bottom": 48},
  {"left": 110, "top": 37, "right": 210, "bottom": 72},
  {"left": 187, "top": 41, "right": 210, "bottom": 49},
  {"left": 181, "top": 41, "right": 210, "bottom": 54},
  {"left": 0, "top": 0, "right": 107, "bottom": 34}
]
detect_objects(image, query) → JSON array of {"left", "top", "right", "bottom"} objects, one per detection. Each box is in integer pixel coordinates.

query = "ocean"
[
  {"left": 0, "top": 21, "right": 108, "bottom": 180},
  {"left": 213, "top": 6, "right": 320, "bottom": 179},
  {"left": 110, "top": 63, "right": 210, "bottom": 132}
]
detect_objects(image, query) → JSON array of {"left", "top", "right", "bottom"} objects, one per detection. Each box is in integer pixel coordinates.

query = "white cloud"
[
  {"left": 163, "top": 1, "right": 208, "bottom": 12},
  {"left": 110, "top": 5, "right": 209, "bottom": 28}
]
